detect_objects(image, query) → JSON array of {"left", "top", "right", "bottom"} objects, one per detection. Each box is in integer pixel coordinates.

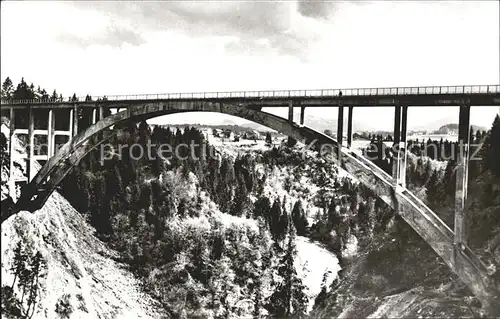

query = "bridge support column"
[
  {"left": 92, "top": 107, "right": 97, "bottom": 125},
  {"left": 97, "top": 105, "right": 105, "bottom": 140},
  {"left": 300, "top": 105, "right": 305, "bottom": 125},
  {"left": 69, "top": 108, "right": 74, "bottom": 138},
  {"left": 72, "top": 104, "right": 79, "bottom": 137},
  {"left": 337, "top": 102, "right": 344, "bottom": 161},
  {"left": 347, "top": 106, "right": 354, "bottom": 148},
  {"left": 287, "top": 100, "right": 295, "bottom": 146},
  {"left": 8, "top": 108, "right": 16, "bottom": 199},
  {"left": 27, "top": 106, "right": 35, "bottom": 182},
  {"left": 47, "top": 109, "right": 55, "bottom": 157},
  {"left": 454, "top": 104, "right": 470, "bottom": 248},
  {"left": 392, "top": 106, "right": 402, "bottom": 186},
  {"left": 98, "top": 105, "right": 104, "bottom": 121},
  {"left": 400, "top": 106, "right": 408, "bottom": 187}
]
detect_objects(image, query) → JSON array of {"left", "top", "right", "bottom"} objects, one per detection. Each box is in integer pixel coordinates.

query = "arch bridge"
[{"left": 1, "top": 84, "right": 500, "bottom": 312}]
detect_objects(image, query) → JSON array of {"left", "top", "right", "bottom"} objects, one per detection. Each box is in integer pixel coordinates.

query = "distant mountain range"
[
  {"left": 411, "top": 115, "right": 489, "bottom": 133},
  {"left": 158, "top": 113, "right": 371, "bottom": 133},
  {"left": 151, "top": 112, "right": 491, "bottom": 135},
  {"left": 434, "top": 123, "right": 488, "bottom": 134}
]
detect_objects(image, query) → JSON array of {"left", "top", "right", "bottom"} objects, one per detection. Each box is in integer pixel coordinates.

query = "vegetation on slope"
[
  {"left": 2, "top": 77, "right": 498, "bottom": 317},
  {"left": 310, "top": 114, "right": 500, "bottom": 318}
]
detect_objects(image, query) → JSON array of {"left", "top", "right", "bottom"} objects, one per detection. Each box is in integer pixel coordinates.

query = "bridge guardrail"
[{"left": 1, "top": 84, "right": 499, "bottom": 105}]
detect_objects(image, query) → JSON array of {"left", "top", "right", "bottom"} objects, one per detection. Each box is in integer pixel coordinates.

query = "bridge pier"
[
  {"left": 300, "top": 105, "right": 305, "bottom": 125},
  {"left": 347, "top": 106, "right": 353, "bottom": 148},
  {"left": 26, "top": 105, "right": 35, "bottom": 182},
  {"left": 392, "top": 106, "right": 401, "bottom": 185},
  {"left": 392, "top": 105, "right": 408, "bottom": 187},
  {"left": 287, "top": 100, "right": 295, "bottom": 145},
  {"left": 92, "top": 108, "right": 97, "bottom": 125},
  {"left": 8, "top": 108, "right": 16, "bottom": 199},
  {"left": 72, "top": 104, "right": 79, "bottom": 137},
  {"left": 27, "top": 107, "right": 34, "bottom": 180},
  {"left": 98, "top": 105, "right": 104, "bottom": 121},
  {"left": 69, "top": 108, "right": 74, "bottom": 139},
  {"left": 454, "top": 104, "right": 470, "bottom": 248},
  {"left": 48, "top": 109, "right": 55, "bottom": 157},
  {"left": 400, "top": 106, "right": 408, "bottom": 187},
  {"left": 337, "top": 102, "right": 344, "bottom": 161}
]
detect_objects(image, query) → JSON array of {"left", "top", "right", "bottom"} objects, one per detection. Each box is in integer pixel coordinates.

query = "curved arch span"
[{"left": 17, "top": 101, "right": 344, "bottom": 212}]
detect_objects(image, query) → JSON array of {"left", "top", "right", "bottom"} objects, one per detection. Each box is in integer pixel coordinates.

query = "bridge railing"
[{"left": 1, "top": 84, "right": 499, "bottom": 105}]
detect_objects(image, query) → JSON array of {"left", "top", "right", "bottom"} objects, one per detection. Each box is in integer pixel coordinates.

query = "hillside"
[
  {"left": 207, "top": 134, "right": 485, "bottom": 317},
  {"left": 1, "top": 123, "right": 163, "bottom": 318},
  {"left": 2, "top": 116, "right": 498, "bottom": 318},
  {"left": 435, "top": 123, "right": 488, "bottom": 134},
  {"left": 1, "top": 123, "right": 344, "bottom": 318},
  {"left": 311, "top": 115, "right": 500, "bottom": 318}
]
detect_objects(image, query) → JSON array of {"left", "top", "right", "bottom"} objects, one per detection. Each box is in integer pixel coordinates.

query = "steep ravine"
[
  {"left": 1, "top": 125, "right": 163, "bottom": 318},
  {"left": 212, "top": 134, "right": 488, "bottom": 318},
  {"left": 2, "top": 124, "right": 493, "bottom": 318}
]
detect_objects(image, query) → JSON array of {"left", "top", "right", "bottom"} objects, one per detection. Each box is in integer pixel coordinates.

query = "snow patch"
[
  {"left": 341, "top": 234, "right": 359, "bottom": 260},
  {"left": 295, "top": 236, "right": 341, "bottom": 312}
]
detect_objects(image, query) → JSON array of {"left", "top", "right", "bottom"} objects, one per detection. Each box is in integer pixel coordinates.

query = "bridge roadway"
[{"left": 1, "top": 84, "right": 500, "bottom": 108}]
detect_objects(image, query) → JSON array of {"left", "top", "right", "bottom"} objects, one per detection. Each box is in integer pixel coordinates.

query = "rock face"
[
  {"left": 309, "top": 220, "right": 488, "bottom": 318},
  {"left": 1, "top": 125, "right": 162, "bottom": 318}
]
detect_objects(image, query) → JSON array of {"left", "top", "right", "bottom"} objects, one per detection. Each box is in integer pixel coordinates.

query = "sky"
[{"left": 1, "top": 1, "right": 499, "bottom": 131}]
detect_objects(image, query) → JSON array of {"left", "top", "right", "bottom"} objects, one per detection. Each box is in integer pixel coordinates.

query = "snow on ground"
[
  {"left": 295, "top": 236, "right": 341, "bottom": 312},
  {"left": 341, "top": 234, "right": 359, "bottom": 260},
  {"left": 261, "top": 165, "right": 293, "bottom": 204},
  {"left": 407, "top": 151, "right": 448, "bottom": 171},
  {"left": 205, "top": 130, "right": 274, "bottom": 159}
]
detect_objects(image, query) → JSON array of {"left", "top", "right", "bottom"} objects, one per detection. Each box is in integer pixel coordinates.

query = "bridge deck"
[{"left": 1, "top": 84, "right": 499, "bottom": 108}]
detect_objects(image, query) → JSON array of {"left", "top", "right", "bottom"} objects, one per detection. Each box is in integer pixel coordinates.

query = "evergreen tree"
[
  {"left": 217, "top": 157, "right": 235, "bottom": 213},
  {"left": 269, "top": 198, "right": 284, "bottom": 240},
  {"left": 253, "top": 274, "right": 263, "bottom": 318},
  {"left": 484, "top": 115, "right": 500, "bottom": 178},
  {"left": 265, "top": 132, "right": 272, "bottom": 146},
  {"left": 266, "top": 227, "right": 308, "bottom": 318},
  {"left": 231, "top": 171, "right": 249, "bottom": 217},
  {"left": 138, "top": 120, "right": 151, "bottom": 147},
  {"left": 475, "top": 130, "right": 482, "bottom": 144},
  {"left": 10, "top": 241, "right": 27, "bottom": 290},
  {"left": 51, "top": 90, "right": 58, "bottom": 101},
  {"left": 253, "top": 197, "right": 271, "bottom": 220},
  {"left": 25, "top": 251, "right": 45, "bottom": 317},
  {"left": 313, "top": 270, "right": 331, "bottom": 310},
  {"left": 7, "top": 242, "right": 46, "bottom": 317},
  {"left": 13, "top": 77, "right": 32, "bottom": 100},
  {"left": 426, "top": 169, "right": 445, "bottom": 208},
  {"left": 291, "top": 200, "right": 309, "bottom": 236},
  {"left": 1, "top": 77, "right": 14, "bottom": 100}
]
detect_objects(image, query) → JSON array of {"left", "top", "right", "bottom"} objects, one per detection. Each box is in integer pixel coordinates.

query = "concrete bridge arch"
[
  {"left": 19, "top": 101, "right": 329, "bottom": 208},
  {"left": 2, "top": 97, "right": 499, "bottom": 313}
]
